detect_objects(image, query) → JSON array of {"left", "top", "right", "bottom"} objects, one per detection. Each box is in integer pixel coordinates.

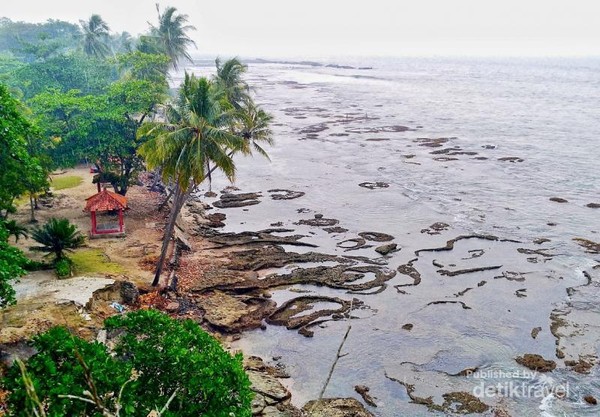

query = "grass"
[
  {"left": 70, "top": 249, "right": 124, "bottom": 275},
  {"left": 50, "top": 175, "right": 83, "bottom": 190}
]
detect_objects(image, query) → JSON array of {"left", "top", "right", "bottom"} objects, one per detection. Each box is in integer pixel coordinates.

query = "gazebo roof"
[{"left": 85, "top": 189, "right": 128, "bottom": 212}]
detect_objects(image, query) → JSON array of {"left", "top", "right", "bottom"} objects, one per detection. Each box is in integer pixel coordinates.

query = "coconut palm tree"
[
  {"left": 138, "top": 73, "right": 246, "bottom": 286},
  {"left": 214, "top": 57, "right": 250, "bottom": 110},
  {"left": 30, "top": 218, "right": 84, "bottom": 261},
  {"left": 149, "top": 5, "right": 196, "bottom": 70},
  {"left": 235, "top": 98, "right": 274, "bottom": 158},
  {"left": 80, "top": 14, "right": 111, "bottom": 58}
]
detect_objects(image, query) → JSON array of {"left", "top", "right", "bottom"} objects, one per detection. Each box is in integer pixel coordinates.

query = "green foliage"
[
  {"left": 69, "top": 249, "right": 124, "bottom": 275},
  {"left": 1, "top": 219, "right": 29, "bottom": 242},
  {"left": 30, "top": 218, "right": 85, "bottom": 261},
  {"left": 80, "top": 15, "right": 110, "bottom": 59},
  {"left": 148, "top": 5, "right": 196, "bottom": 69},
  {"left": 0, "top": 83, "right": 46, "bottom": 216},
  {"left": 0, "top": 222, "right": 30, "bottom": 307},
  {"left": 3, "top": 310, "right": 253, "bottom": 416},
  {"left": 53, "top": 257, "right": 72, "bottom": 278}
]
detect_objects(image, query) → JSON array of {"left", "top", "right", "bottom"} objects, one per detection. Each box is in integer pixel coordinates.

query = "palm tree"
[
  {"left": 149, "top": 4, "right": 196, "bottom": 70},
  {"left": 30, "top": 218, "right": 84, "bottom": 260},
  {"left": 214, "top": 58, "right": 250, "bottom": 110},
  {"left": 235, "top": 98, "right": 274, "bottom": 158},
  {"left": 1, "top": 220, "right": 28, "bottom": 242},
  {"left": 139, "top": 73, "right": 246, "bottom": 286},
  {"left": 80, "top": 14, "right": 111, "bottom": 58}
]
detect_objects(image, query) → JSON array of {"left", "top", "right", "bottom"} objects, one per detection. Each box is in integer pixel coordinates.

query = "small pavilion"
[{"left": 84, "top": 189, "right": 128, "bottom": 237}]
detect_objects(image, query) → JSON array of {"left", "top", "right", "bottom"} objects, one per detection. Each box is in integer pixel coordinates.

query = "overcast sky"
[{"left": 3, "top": 0, "right": 599, "bottom": 58}]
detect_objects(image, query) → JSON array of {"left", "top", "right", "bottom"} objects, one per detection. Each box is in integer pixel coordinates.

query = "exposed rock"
[
  {"left": 427, "top": 300, "right": 471, "bottom": 310},
  {"left": 420, "top": 222, "right": 450, "bottom": 235},
  {"left": 573, "top": 238, "right": 600, "bottom": 254},
  {"left": 437, "top": 265, "right": 503, "bottom": 277},
  {"left": 515, "top": 354, "right": 556, "bottom": 372},
  {"left": 354, "top": 385, "right": 377, "bottom": 407},
  {"left": 549, "top": 197, "right": 568, "bottom": 203},
  {"left": 358, "top": 232, "right": 394, "bottom": 242},
  {"left": 269, "top": 189, "right": 306, "bottom": 200},
  {"left": 402, "top": 323, "right": 413, "bottom": 331},
  {"left": 533, "top": 238, "right": 551, "bottom": 245},
  {"left": 413, "top": 137, "right": 450, "bottom": 148},
  {"left": 396, "top": 260, "right": 422, "bottom": 287},
  {"left": 248, "top": 370, "right": 291, "bottom": 402},
  {"left": 498, "top": 157, "right": 524, "bottom": 163},
  {"left": 296, "top": 215, "right": 339, "bottom": 227},
  {"left": 244, "top": 355, "right": 290, "bottom": 379},
  {"left": 205, "top": 212, "right": 226, "bottom": 228},
  {"left": 358, "top": 182, "right": 389, "bottom": 190},
  {"left": 584, "top": 395, "right": 597, "bottom": 405},
  {"left": 227, "top": 246, "right": 346, "bottom": 271},
  {"left": 213, "top": 192, "right": 261, "bottom": 208},
  {"left": 586, "top": 203, "right": 600, "bottom": 209},
  {"left": 195, "top": 291, "right": 276, "bottom": 333},
  {"left": 302, "top": 398, "right": 374, "bottom": 417},
  {"left": 415, "top": 234, "right": 520, "bottom": 256},
  {"left": 337, "top": 237, "right": 368, "bottom": 251},
  {"left": 204, "top": 191, "right": 217, "bottom": 197},
  {"left": 323, "top": 226, "right": 348, "bottom": 234},
  {"left": 346, "top": 125, "right": 411, "bottom": 134},
  {"left": 207, "top": 229, "right": 318, "bottom": 248},
  {"left": 531, "top": 327, "right": 542, "bottom": 339},
  {"left": 564, "top": 358, "right": 594, "bottom": 374},
  {"left": 375, "top": 243, "right": 397, "bottom": 255}
]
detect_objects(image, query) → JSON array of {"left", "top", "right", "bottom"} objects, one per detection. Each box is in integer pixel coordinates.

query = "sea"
[{"left": 175, "top": 56, "right": 600, "bottom": 416}]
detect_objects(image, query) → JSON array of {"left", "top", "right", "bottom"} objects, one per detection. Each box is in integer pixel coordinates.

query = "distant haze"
[{"left": 3, "top": 0, "right": 599, "bottom": 58}]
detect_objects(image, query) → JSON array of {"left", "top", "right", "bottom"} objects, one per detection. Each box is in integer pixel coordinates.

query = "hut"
[{"left": 84, "top": 189, "right": 128, "bottom": 237}]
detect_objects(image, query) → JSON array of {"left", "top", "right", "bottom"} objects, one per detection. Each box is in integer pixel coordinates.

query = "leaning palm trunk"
[{"left": 152, "top": 183, "right": 188, "bottom": 286}]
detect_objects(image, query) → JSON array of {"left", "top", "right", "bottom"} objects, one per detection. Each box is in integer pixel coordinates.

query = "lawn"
[
  {"left": 50, "top": 175, "right": 83, "bottom": 190},
  {"left": 70, "top": 249, "right": 124, "bottom": 275}
]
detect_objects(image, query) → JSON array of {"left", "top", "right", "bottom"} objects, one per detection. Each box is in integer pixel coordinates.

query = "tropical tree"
[
  {"left": 149, "top": 5, "right": 196, "bottom": 69},
  {"left": 30, "top": 218, "right": 84, "bottom": 261},
  {"left": 139, "top": 73, "right": 251, "bottom": 286},
  {"left": 1, "top": 219, "right": 28, "bottom": 242},
  {"left": 214, "top": 57, "right": 250, "bottom": 110},
  {"left": 235, "top": 98, "right": 274, "bottom": 157},
  {"left": 0, "top": 221, "right": 30, "bottom": 307},
  {"left": 80, "top": 14, "right": 111, "bottom": 58}
]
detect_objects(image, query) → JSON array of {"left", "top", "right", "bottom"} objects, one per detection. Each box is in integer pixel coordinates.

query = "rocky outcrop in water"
[
  {"left": 302, "top": 398, "right": 374, "bottom": 417},
  {"left": 213, "top": 192, "right": 262, "bottom": 208}
]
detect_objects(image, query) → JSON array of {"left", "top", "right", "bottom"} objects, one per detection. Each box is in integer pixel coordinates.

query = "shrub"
[
  {"left": 53, "top": 258, "right": 72, "bottom": 278},
  {"left": 3, "top": 310, "right": 253, "bottom": 417},
  {"left": 30, "top": 218, "right": 85, "bottom": 261},
  {"left": 0, "top": 222, "right": 30, "bottom": 307}
]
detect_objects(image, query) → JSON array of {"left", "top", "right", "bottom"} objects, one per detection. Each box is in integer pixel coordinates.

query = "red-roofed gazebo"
[{"left": 84, "top": 189, "right": 128, "bottom": 237}]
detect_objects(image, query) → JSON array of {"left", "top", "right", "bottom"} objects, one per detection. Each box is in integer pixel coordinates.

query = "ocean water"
[{"left": 176, "top": 57, "right": 600, "bottom": 416}]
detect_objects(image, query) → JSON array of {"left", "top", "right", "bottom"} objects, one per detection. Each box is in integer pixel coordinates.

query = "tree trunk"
[
  {"left": 152, "top": 184, "right": 188, "bottom": 287},
  {"left": 29, "top": 194, "right": 37, "bottom": 223}
]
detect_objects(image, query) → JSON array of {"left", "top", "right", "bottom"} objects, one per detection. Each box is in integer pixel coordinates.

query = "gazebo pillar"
[
  {"left": 118, "top": 209, "right": 124, "bottom": 232},
  {"left": 91, "top": 211, "right": 97, "bottom": 235}
]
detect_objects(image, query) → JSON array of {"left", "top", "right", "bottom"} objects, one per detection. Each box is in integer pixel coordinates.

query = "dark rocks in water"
[
  {"left": 300, "top": 123, "right": 329, "bottom": 134},
  {"left": 434, "top": 156, "right": 459, "bottom": 162},
  {"left": 498, "top": 156, "right": 524, "bottom": 163},
  {"left": 375, "top": 243, "right": 397, "bottom": 255},
  {"left": 359, "top": 232, "right": 394, "bottom": 242},
  {"left": 515, "top": 354, "right": 556, "bottom": 372},
  {"left": 324, "top": 226, "right": 348, "bottom": 234},
  {"left": 366, "top": 137, "right": 390, "bottom": 142},
  {"left": 297, "top": 207, "right": 311, "bottom": 213},
  {"left": 415, "top": 234, "right": 520, "bottom": 256},
  {"left": 267, "top": 295, "right": 360, "bottom": 334},
  {"left": 573, "top": 238, "right": 600, "bottom": 254},
  {"left": 427, "top": 300, "right": 471, "bottom": 310},
  {"left": 268, "top": 189, "right": 305, "bottom": 200},
  {"left": 213, "top": 192, "right": 261, "bottom": 208},
  {"left": 531, "top": 327, "right": 542, "bottom": 339},
  {"left": 429, "top": 147, "right": 460, "bottom": 155},
  {"left": 517, "top": 247, "right": 555, "bottom": 258},
  {"left": 302, "top": 398, "right": 374, "bottom": 417},
  {"left": 437, "top": 265, "right": 503, "bottom": 277},
  {"left": 482, "top": 144, "right": 496, "bottom": 149},
  {"left": 204, "top": 191, "right": 217, "bottom": 197},
  {"left": 420, "top": 222, "right": 450, "bottom": 235},
  {"left": 494, "top": 271, "right": 528, "bottom": 281},
  {"left": 354, "top": 385, "right": 377, "bottom": 407},
  {"left": 413, "top": 137, "right": 450, "bottom": 148},
  {"left": 534, "top": 238, "right": 551, "bottom": 245},
  {"left": 473, "top": 156, "right": 489, "bottom": 160},
  {"left": 586, "top": 202, "right": 600, "bottom": 208},
  {"left": 584, "top": 395, "right": 598, "bottom": 405},
  {"left": 402, "top": 323, "right": 413, "bottom": 331},
  {"left": 358, "top": 182, "right": 389, "bottom": 190},
  {"left": 396, "top": 260, "right": 422, "bottom": 287},
  {"left": 549, "top": 197, "right": 569, "bottom": 203},
  {"left": 565, "top": 358, "right": 595, "bottom": 374},
  {"left": 337, "top": 237, "right": 367, "bottom": 251},
  {"left": 296, "top": 215, "right": 339, "bottom": 227},
  {"left": 207, "top": 229, "right": 318, "bottom": 248},
  {"left": 345, "top": 125, "right": 412, "bottom": 134},
  {"left": 227, "top": 245, "right": 346, "bottom": 271},
  {"left": 270, "top": 221, "right": 283, "bottom": 227}
]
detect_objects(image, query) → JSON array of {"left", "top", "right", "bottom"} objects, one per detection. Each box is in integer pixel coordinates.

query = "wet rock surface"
[
  {"left": 302, "top": 398, "right": 374, "bottom": 417},
  {"left": 296, "top": 214, "right": 339, "bottom": 227},
  {"left": 358, "top": 182, "right": 389, "bottom": 189},
  {"left": 515, "top": 354, "right": 556, "bottom": 372},
  {"left": 213, "top": 192, "right": 262, "bottom": 208},
  {"left": 268, "top": 189, "right": 306, "bottom": 200}
]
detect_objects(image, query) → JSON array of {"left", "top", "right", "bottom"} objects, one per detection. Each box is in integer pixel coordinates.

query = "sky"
[{"left": 2, "top": 0, "right": 600, "bottom": 58}]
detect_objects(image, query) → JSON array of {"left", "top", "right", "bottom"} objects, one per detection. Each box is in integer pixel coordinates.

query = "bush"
[
  {"left": 53, "top": 257, "right": 72, "bottom": 278},
  {"left": 3, "top": 310, "right": 253, "bottom": 417}
]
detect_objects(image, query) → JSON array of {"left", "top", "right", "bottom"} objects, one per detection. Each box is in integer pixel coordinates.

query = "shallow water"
[{"left": 176, "top": 57, "right": 600, "bottom": 416}]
